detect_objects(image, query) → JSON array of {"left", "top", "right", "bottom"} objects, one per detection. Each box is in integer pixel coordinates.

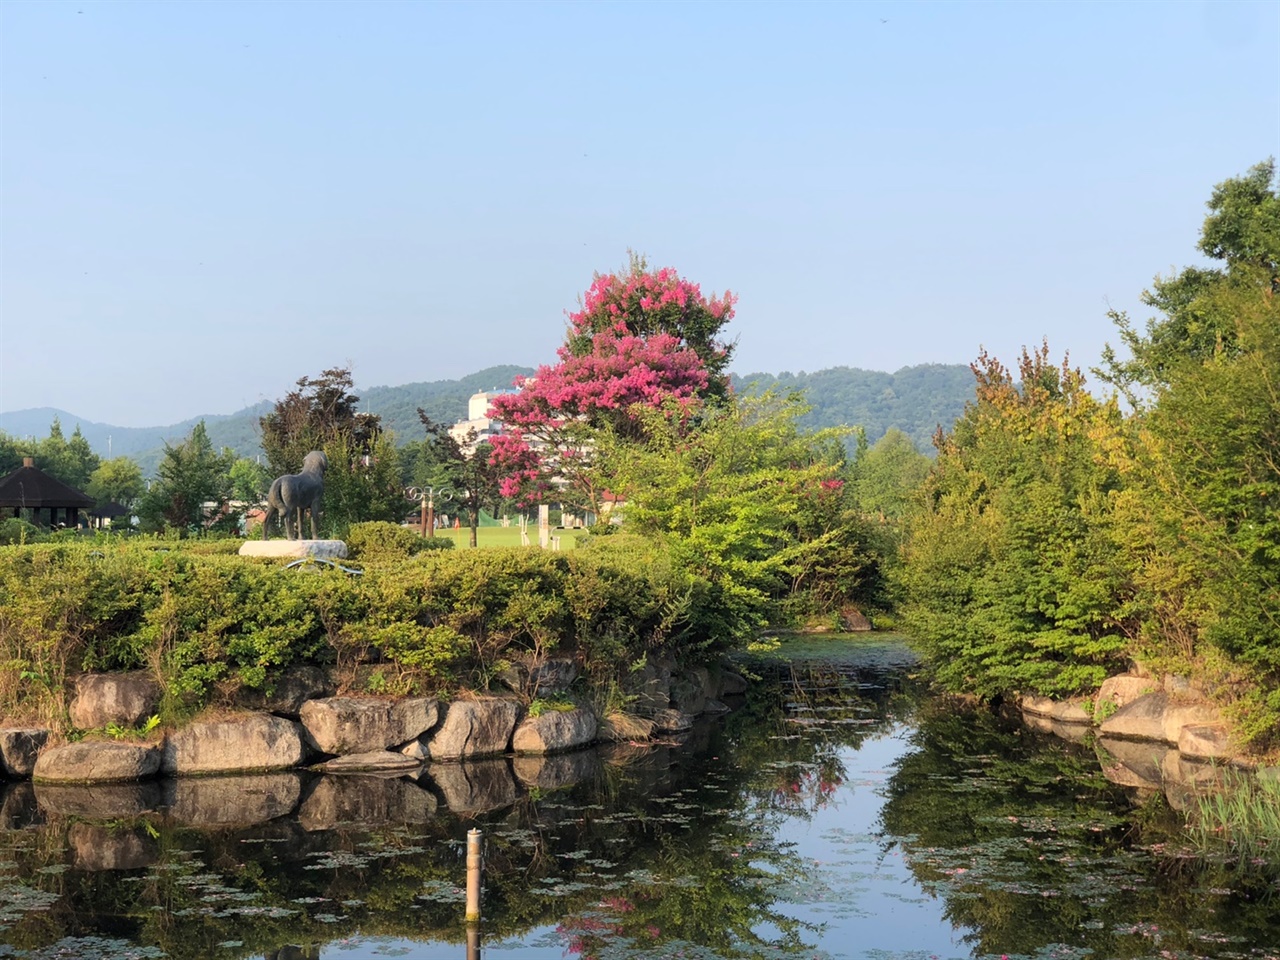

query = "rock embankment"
[
  {"left": 0, "top": 657, "right": 749, "bottom": 787},
  {"left": 1018, "top": 667, "right": 1274, "bottom": 810}
]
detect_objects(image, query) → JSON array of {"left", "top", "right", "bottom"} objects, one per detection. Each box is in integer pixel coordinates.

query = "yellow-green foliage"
[{"left": 0, "top": 535, "right": 735, "bottom": 728}]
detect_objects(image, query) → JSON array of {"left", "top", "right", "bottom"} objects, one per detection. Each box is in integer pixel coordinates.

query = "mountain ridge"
[{"left": 2, "top": 362, "right": 973, "bottom": 473}]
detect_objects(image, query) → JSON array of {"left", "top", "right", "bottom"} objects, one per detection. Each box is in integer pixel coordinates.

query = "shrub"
[
  {"left": 346, "top": 521, "right": 453, "bottom": 562},
  {"left": 0, "top": 518, "right": 42, "bottom": 545}
]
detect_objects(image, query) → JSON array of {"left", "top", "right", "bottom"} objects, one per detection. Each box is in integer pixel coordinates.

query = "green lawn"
[{"left": 430, "top": 525, "right": 587, "bottom": 550}]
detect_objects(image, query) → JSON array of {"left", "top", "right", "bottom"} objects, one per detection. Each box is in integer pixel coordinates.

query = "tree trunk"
[{"left": 468, "top": 507, "right": 479, "bottom": 548}]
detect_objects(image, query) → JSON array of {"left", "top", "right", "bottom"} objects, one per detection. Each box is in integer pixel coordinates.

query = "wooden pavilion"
[{"left": 0, "top": 457, "right": 95, "bottom": 528}]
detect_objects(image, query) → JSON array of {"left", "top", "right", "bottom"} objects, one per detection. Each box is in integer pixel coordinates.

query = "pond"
[{"left": 1, "top": 636, "right": 1277, "bottom": 960}]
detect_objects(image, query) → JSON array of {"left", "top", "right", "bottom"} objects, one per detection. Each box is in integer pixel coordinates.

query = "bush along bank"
[{"left": 0, "top": 532, "right": 755, "bottom": 782}]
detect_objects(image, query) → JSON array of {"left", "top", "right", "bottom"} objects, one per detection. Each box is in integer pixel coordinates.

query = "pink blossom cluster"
[{"left": 568, "top": 266, "right": 737, "bottom": 341}]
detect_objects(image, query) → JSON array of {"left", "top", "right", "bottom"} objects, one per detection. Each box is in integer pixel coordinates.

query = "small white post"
[{"left": 465, "top": 828, "right": 483, "bottom": 923}]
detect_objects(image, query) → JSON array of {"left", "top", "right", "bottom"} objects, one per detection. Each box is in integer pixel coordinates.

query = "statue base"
[{"left": 239, "top": 540, "right": 349, "bottom": 560}]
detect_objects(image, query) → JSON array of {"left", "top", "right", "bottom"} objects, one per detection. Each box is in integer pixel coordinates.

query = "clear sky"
[{"left": 1, "top": 0, "right": 1277, "bottom": 428}]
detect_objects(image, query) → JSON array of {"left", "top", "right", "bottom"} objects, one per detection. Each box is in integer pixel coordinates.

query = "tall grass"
[{"left": 1188, "top": 771, "right": 1280, "bottom": 863}]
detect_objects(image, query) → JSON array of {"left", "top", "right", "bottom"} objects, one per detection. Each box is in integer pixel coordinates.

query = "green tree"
[
  {"left": 850, "top": 427, "right": 931, "bottom": 521},
  {"left": 228, "top": 458, "right": 270, "bottom": 507},
  {"left": 416, "top": 411, "right": 506, "bottom": 548},
  {"left": 900, "top": 345, "right": 1132, "bottom": 699},
  {"left": 86, "top": 457, "right": 146, "bottom": 508},
  {"left": 30, "top": 419, "right": 100, "bottom": 490},
  {"left": 1100, "top": 158, "right": 1279, "bottom": 401},
  {"left": 137, "top": 422, "right": 235, "bottom": 536}
]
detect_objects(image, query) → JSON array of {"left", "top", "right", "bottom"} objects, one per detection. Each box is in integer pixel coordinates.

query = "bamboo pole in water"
[{"left": 465, "top": 828, "right": 483, "bottom": 923}]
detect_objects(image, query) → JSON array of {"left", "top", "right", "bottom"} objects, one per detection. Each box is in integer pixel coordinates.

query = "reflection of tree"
[{"left": 881, "top": 699, "right": 1280, "bottom": 958}]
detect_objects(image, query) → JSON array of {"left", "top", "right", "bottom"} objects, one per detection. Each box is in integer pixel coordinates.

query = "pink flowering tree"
[{"left": 490, "top": 257, "right": 737, "bottom": 516}]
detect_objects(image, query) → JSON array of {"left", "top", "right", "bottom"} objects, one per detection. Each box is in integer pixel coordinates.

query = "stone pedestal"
[{"left": 239, "top": 539, "right": 349, "bottom": 559}]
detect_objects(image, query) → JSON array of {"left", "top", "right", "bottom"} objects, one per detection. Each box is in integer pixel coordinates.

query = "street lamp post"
[{"left": 404, "top": 486, "right": 452, "bottom": 538}]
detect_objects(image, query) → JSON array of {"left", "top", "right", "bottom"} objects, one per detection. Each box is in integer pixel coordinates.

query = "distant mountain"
[
  {"left": 1, "top": 362, "right": 973, "bottom": 474},
  {"left": 732, "top": 363, "right": 974, "bottom": 452},
  {"left": 0, "top": 365, "right": 536, "bottom": 476}
]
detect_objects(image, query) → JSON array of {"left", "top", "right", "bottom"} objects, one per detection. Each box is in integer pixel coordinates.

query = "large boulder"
[
  {"left": 713, "top": 668, "right": 749, "bottom": 699},
  {"left": 670, "top": 666, "right": 711, "bottom": 716},
  {"left": 1096, "top": 675, "right": 1159, "bottom": 715},
  {"left": 650, "top": 708, "right": 694, "bottom": 733},
  {"left": 317, "top": 750, "right": 422, "bottom": 774},
  {"left": 298, "top": 775, "right": 437, "bottom": 831},
  {"left": 33, "top": 742, "right": 161, "bottom": 783},
  {"left": 1099, "top": 692, "right": 1220, "bottom": 744},
  {"left": 497, "top": 657, "right": 579, "bottom": 696},
  {"left": 1019, "top": 695, "right": 1091, "bottom": 724},
  {"left": 69, "top": 672, "right": 162, "bottom": 730},
  {"left": 426, "top": 698, "right": 520, "bottom": 761},
  {"left": 0, "top": 728, "right": 50, "bottom": 777},
  {"left": 236, "top": 665, "right": 334, "bottom": 717},
  {"left": 512, "top": 706, "right": 598, "bottom": 755},
  {"left": 624, "top": 658, "right": 673, "bottom": 716},
  {"left": 162, "top": 714, "right": 309, "bottom": 774},
  {"left": 238, "top": 539, "right": 349, "bottom": 559},
  {"left": 425, "top": 758, "right": 520, "bottom": 814},
  {"left": 300, "top": 697, "right": 438, "bottom": 755},
  {"left": 162, "top": 773, "right": 304, "bottom": 827}
]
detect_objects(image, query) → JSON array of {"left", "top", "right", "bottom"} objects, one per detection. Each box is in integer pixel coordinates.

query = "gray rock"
[
  {"left": 298, "top": 775, "right": 437, "bottom": 831},
  {"left": 300, "top": 697, "right": 439, "bottom": 755},
  {"left": 625, "top": 658, "right": 672, "bottom": 716},
  {"left": 162, "top": 714, "right": 308, "bottom": 774},
  {"left": 426, "top": 758, "right": 519, "bottom": 814},
  {"left": 671, "top": 666, "right": 711, "bottom": 716},
  {"left": 1177, "top": 723, "right": 1234, "bottom": 760},
  {"left": 236, "top": 665, "right": 334, "bottom": 717},
  {"left": 1020, "top": 696, "right": 1091, "bottom": 724},
  {"left": 33, "top": 741, "right": 161, "bottom": 783},
  {"left": 714, "top": 669, "right": 749, "bottom": 698},
  {"left": 36, "top": 781, "right": 162, "bottom": 819},
  {"left": 238, "top": 539, "right": 349, "bottom": 559},
  {"left": 840, "top": 607, "right": 873, "bottom": 631},
  {"left": 512, "top": 750, "right": 601, "bottom": 791},
  {"left": 1096, "top": 675, "right": 1159, "bottom": 715},
  {"left": 0, "top": 728, "right": 50, "bottom": 777},
  {"left": 1099, "top": 692, "right": 1220, "bottom": 744},
  {"left": 703, "top": 699, "right": 731, "bottom": 715},
  {"left": 163, "top": 773, "right": 304, "bottom": 827},
  {"left": 512, "top": 706, "right": 597, "bottom": 755},
  {"left": 650, "top": 708, "right": 694, "bottom": 733},
  {"left": 426, "top": 698, "right": 520, "bottom": 760},
  {"left": 317, "top": 750, "right": 422, "bottom": 774},
  {"left": 69, "top": 822, "right": 159, "bottom": 871},
  {"left": 69, "top": 672, "right": 162, "bottom": 730}
]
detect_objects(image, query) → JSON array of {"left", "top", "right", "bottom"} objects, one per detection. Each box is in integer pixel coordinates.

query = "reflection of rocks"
[
  {"left": 300, "top": 697, "right": 439, "bottom": 755},
  {"left": 163, "top": 773, "right": 304, "bottom": 827},
  {"left": 512, "top": 749, "right": 601, "bottom": 791},
  {"left": 317, "top": 751, "right": 421, "bottom": 774},
  {"left": 236, "top": 665, "right": 334, "bottom": 717},
  {"left": 163, "top": 714, "right": 309, "bottom": 774},
  {"left": 69, "top": 671, "right": 162, "bottom": 730},
  {"left": 1021, "top": 710, "right": 1090, "bottom": 742},
  {"left": 265, "top": 946, "right": 321, "bottom": 960},
  {"left": 426, "top": 758, "right": 519, "bottom": 814},
  {"left": 427, "top": 699, "right": 519, "bottom": 760},
  {"left": 1096, "top": 737, "right": 1172, "bottom": 790},
  {"left": 34, "top": 741, "right": 161, "bottom": 783},
  {"left": 68, "top": 822, "right": 159, "bottom": 871},
  {"left": 512, "top": 706, "right": 597, "bottom": 755},
  {"left": 1161, "top": 753, "right": 1233, "bottom": 812},
  {"left": 36, "top": 781, "right": 162, "bottom": 819},
  {"left": 0, "top": 727, "right": 50, "bottom": 777},
  {"left": 0, "top": 781, "right": 40, "bottom": 829},
  {"left": 298, "top": 775, "right": 437, "bottom": 831},
  {"left": 1099, "top": 692, "right": 1220, "bottom": 744},
  {"left": 598, "top": 743, "right": 676, "bottom": 794}
]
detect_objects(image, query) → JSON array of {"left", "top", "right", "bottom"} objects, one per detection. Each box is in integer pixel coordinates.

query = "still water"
[{"left": 1, "top": 636, "right": 1277, "bottom": 960}]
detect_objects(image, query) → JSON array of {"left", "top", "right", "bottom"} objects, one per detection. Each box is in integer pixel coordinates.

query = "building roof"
[{"left": 0, "top": 459, "right": 95, "bottom": 509}]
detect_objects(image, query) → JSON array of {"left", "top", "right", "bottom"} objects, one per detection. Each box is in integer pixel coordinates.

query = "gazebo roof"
[{"left": 0, "top": 458, "right": 95, "bottom": 509}]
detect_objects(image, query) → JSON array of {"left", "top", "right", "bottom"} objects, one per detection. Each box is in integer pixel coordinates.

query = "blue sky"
[{"left": 1, "top": 0, "right": 1277, "bottom": 427}]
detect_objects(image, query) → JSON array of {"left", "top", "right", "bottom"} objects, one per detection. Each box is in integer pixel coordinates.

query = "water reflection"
[{"left": 1, "top": 637, "right": 1277, "bottom": 960}]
